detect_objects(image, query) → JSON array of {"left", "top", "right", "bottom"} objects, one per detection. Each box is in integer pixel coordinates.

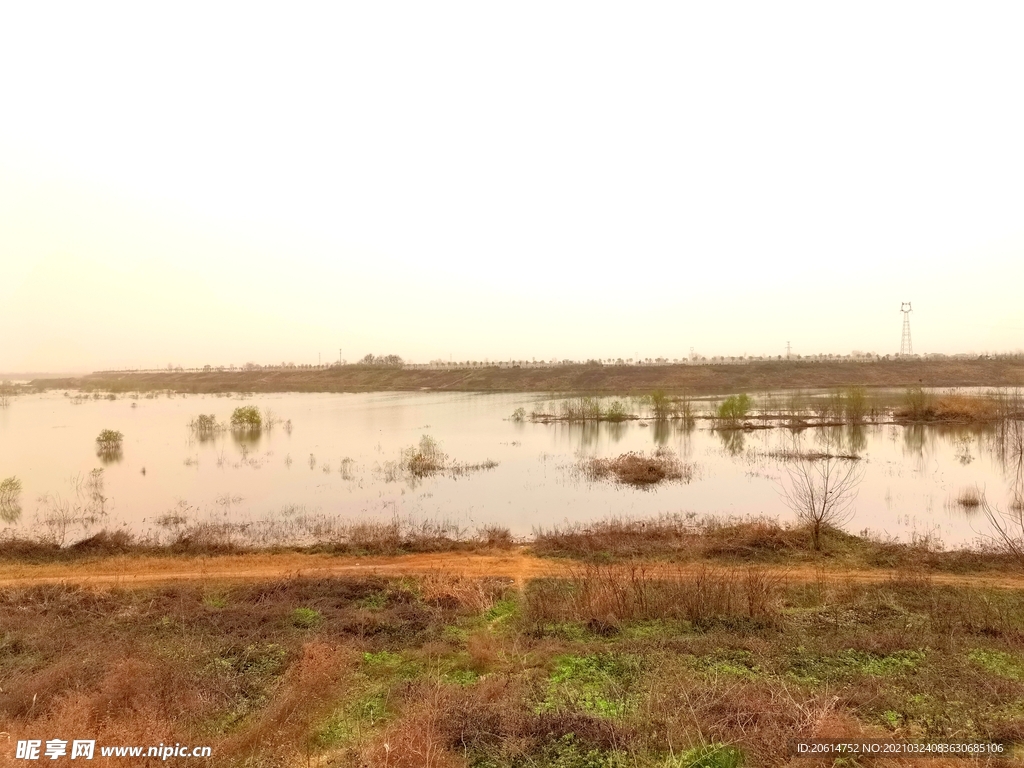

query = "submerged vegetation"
[
  {"left": 581, "top": 448, "right": 692, "bottom": 487},
  {"left": 94, "top": 429, "right": 124, "bottom": 462},
  {"left": 522, "top": 387, "right": 1024, "bottom": 435},
  {"left": 230, "top": 405, "right": 263, "bottom": 431},
  {"left": 380, "top": 435, "right": 498, "bottom": 484},
  {"left": 715, "top": 393, "right": 752, "bottom": 424}
]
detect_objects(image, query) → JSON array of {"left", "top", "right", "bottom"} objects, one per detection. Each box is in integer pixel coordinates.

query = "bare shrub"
[
  {"left": 479, "top": 525, "right": 514, "bottom": 548},
  {"left": 778, "top": 433, "right": 864, "bottom": 550},
  {"left": 982, "top": 497, "right": 1024, "bottom": 563}
]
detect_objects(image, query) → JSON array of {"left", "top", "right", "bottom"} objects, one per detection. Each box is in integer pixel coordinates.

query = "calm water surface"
[{"left": 0, "top": 391, "right": 1019, "bottom": 547}]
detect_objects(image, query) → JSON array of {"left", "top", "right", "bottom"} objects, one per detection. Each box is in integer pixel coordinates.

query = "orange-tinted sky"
[{"left": 2, "top": 2, "right": 1023, "bottom": 372}]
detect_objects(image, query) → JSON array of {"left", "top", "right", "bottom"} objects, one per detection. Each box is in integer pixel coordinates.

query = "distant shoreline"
[{"left": 30, "top": 358, "right": 1024, "bottom": 395}]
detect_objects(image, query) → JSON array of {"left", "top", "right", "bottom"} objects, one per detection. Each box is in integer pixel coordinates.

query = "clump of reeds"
[
  {"left": 896, "top": 389, "right": 1001, "bottom": 422},
  {"left": 394, "top": 435, "right": 498, "bottom": 480},
  {"left": 582, "top": 448, "right": 690, "bottom": 486},
  {"left": 933, "top": 395, "right": 999, "bottom": 421},
  {"left": 402, "top": 435, "right": 448, "bottom": 477},
  {"left": 954, "top": 485, "right": 984, "bottom": 510},
  {"left": 188, "top": 413, "right": 224, "bottom": 439},
  {"left": 523, "top": 562, "right": 784, "bottom": 627}
]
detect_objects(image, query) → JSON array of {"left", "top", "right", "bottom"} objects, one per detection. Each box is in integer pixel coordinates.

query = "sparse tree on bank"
[{"left": 779, "top": 432, "right": 864, "bottom": 550}]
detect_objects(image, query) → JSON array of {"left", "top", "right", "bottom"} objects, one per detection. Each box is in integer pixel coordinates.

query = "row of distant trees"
[{"left": 359, "top": 354, "right": 403, "bottom": 367}]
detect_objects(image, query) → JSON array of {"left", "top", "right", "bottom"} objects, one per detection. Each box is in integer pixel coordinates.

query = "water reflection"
[
  {"left": 0, "top": 500, "right": 20, "bottom": 523},
  {"left": 3, "top": 391, "right": 1024, "bottom": 548},
  {"left": 717, "top": 428, "right": 745, "bottom": 455},
  {"left": 652, "top": 418, "right": 696, "bottom": 447},
  {"left": 231, "top": 429, "right": 263, "bottom": 450},
  {"left": 902, "top": 425, "right": 930, "bottom": 461},
  {"left": 95, "top": 446, "right": 123, "bottom": 465},
  {"left": 846, "top": 424, "right": 867, "bottom": 455}
]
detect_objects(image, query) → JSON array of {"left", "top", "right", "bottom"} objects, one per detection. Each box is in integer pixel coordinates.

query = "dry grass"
[
  {"left": 530, "top": 514, "right": 1024, "bottom": 575},
  {"left": 0, "top": 519, "right": 516, "bottom": 563},
  {"left": 581, "top": 448, "right": 691, "bottom": 486},
  {"left": 523, "top": 562, "right": 785, "bottom": 628}
]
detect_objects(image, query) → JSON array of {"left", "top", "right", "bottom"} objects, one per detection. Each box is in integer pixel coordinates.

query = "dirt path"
[{"left": 4, "top": 549, "right": 1024, "bottom": 591}]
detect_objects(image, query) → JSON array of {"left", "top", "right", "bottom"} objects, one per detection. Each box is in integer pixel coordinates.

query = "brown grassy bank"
[
  {"left": 1, "top": 517, "right": 1020, "bottom": 578},
  {"left": 33, "top": 358, "right": 1024, "bottom": 395},
  {"left": 5, "top": 567, "right": 1024, "bottom": 766}
]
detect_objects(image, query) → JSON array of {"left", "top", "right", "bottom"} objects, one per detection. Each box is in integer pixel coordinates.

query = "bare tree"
[
  {"left": 981, "top": 496, "right": 1024, "bottom": 562},
  {"left": 779, "top": 432, "right": 864, "bottom": 550}
]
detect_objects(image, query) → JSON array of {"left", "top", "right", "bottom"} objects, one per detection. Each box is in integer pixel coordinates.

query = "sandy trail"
[{"left": 3, "top": 549, "right": 1024, "bottom": 591}]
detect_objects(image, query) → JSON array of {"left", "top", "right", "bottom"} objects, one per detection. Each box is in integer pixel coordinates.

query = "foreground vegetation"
[{"left": 5, "top": 553, "right": 1024, "bottom": 767}]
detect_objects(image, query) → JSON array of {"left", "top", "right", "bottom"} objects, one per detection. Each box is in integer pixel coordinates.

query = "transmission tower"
[{"left": 900, "top": 302, "right": 913, "bottom": 356}]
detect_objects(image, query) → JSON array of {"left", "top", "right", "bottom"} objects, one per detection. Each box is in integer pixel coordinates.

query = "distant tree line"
[{"left": 359, "top": 354, "right": 404, "bottom": 367}]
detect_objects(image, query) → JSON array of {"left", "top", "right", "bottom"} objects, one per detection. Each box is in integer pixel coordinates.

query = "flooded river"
[{"left": 1, "top": 390, "right": 1021, "bottom": 548}]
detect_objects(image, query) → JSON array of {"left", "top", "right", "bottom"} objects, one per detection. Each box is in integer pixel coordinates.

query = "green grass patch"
[
  {"left": 788, "top": 647, "right": 925, "bottom": 685},
  {"left": 686, "top": 649, "right": 763, "bottom": 680},
  {"left": 669, "top": 743, "right": 745, "bottom": 768},
  {"left": 484, "top": 596, "right": 519, "bottom": 624},
  {"left": 362, "top": 649, "right": 421, "bottom": 679},
  {"left": 967, "top": 648, "right": 1024, "bottom": 681},
  {"left": 291, "top": 606, "right": 323, "bottom": 628},
  {"left": 620, "top": 619, "right": 691, "bottom": 639},
  {"left": 202, "top": 592, "right": 228, "bottom": 609},
  {"left": 443, "top": 668, "right": 480, "bottom": 686},
  {"left": 537, "top": 653, "right": 642, "bottom": 718},
  {"left": 359, "top": 591, "right": 389, "bottom": 610},
  {"left": 312, "top": 687, "right": 390, "bottom": 748}
]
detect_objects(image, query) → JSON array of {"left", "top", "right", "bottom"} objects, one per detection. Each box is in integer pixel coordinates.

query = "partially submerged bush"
[
  {"left": 95, "top": 429, "right": 123, "bottom": 449},
  {"left": 95, "top": 430, "right": 124, "bottom": 462},
  {"left": 582, "top": 448, "right": 690, "bottom": 486},
  {"left": 560, "top": 397, "right": 603, "bottom": 421},
  {"left": 189, "top": 413, "right": 220, "bottom": 434},
  {"left": 402, "top": 435, "right": 448, "bottom": 477},
  {"left": 717, "top": 394, "right": 752, "bottom": 424},
  {"left": 230, "top": 405, "right": 262, "bottom": 431},
  {"left": 649, "top": 389, "right": 674, "bottom": 420},
  {"left": 604, "top": 400, "right": 629, "bottom": 422}
]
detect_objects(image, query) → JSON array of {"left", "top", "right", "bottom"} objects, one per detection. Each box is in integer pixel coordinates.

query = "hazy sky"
[{"left": 2, "top": 2, "right": 1023, "bottom": 372}]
